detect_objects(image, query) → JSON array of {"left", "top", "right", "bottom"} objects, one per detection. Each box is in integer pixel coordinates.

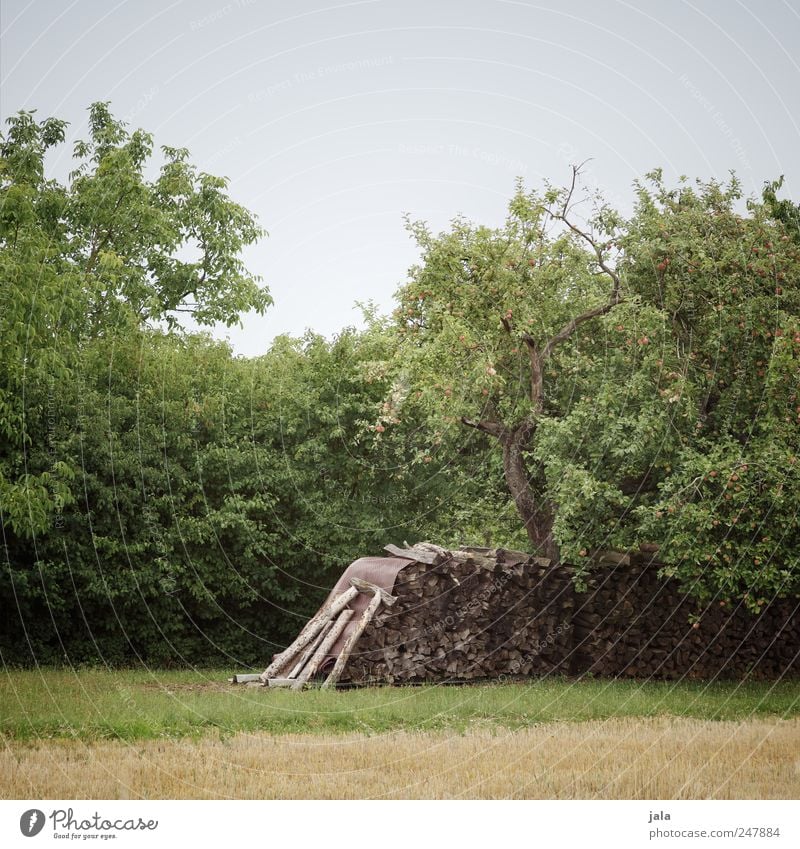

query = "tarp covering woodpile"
[{"left": 231, "top": 542, "right": 799, "bottom": 688}]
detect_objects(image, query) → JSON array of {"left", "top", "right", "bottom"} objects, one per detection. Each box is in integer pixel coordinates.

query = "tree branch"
[
  {"left": 461, "top": 417, "right": 508, "bottom": 440},
  {"left": 520, "top": 332, "right": 544, "bottom": 411},
  {"left": 85, "top": 189, "right": 134, "bottom": 275},
  {"left": 539, "top": 163, "right": 625, "bottom": 363},
  {"left": 556, "top": 163, "right": 621, "bottom": 292},
  {"left": 541, "top": 293, "right": 622, "bottom": 362}
]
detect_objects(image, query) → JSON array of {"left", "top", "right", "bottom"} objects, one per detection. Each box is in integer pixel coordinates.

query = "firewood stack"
[
  {"left": 341, "top": 543, "right": 574, "bottom": 684},
  {"left": 231, "top": 542, "right": 800, "bottom": 687},
  {"left": 341, "top": 543, "right": 799, "bottom": 684},
  {"left": 572, "top": 553, "right": 800, "bottom": 680}
]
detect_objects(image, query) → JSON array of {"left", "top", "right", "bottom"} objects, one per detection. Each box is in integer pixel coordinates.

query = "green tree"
[
  {"left": 1, "top": 104, "right": 274, "bottom": 664},
  {"left": 391, "top": 168, "right": 800, "bottom": 606},
  {"left": 390, "top": 168, "right": 629, "bottom": 559},
  {"left": 0, "top": 103, "right": 270, "bottom": 540}
]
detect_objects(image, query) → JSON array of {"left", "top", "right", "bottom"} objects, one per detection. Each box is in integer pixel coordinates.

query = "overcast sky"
[{"left": 2, "top": 0, "right": 799, "bottom": 356}]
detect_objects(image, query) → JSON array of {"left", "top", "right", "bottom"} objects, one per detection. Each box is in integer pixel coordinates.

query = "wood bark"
[
  {"left": 322, "top": 590, "right": 383, "bottom": 688},
  {"left": 350, "top": 577, "right": 398, "bottom": 606},
  {"left": 500, "top": 421, "right": 558, "bottom": 560},
  {"left": 287, "top": 620, "right": 333, "bottom": 679},
  {"left": 247, "top": 542, "right": 797, "bottom": 689},
  {"left": 291, "top": 608, "right": 355, "bottom": 689},
  {"left": 228, "top": 673, "right": 263, "bottom": 684},
  {"left": 260, "top": 585, "right": 359, "bottom": 681},
  {"left": 339, "top": 547, "right": 799, "bottom": 685}
]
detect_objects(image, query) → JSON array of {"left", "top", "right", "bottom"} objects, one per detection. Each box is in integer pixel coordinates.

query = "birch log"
[
  {"left": 287, "top": 620, "right": 333, "bottom": 679},
  {"left": 260, "top": 585, "right": 359, "bottom": 681},
  {"left": 291, "top": 608, "right": 354, "bottom": 690},
  {"left": 322, "top": 590, "right": 383, "bottom": 688},
  {"left": 228, "top": 673, "right": 263, "bottom": 684}
]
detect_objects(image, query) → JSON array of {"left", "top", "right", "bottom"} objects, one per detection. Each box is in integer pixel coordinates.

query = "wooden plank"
[
  {"left": 228, "top": 673, "right": 263, "bottom": 684},
  {"left": 349, "top": 577, "right": 397, "bottom": 606},
  {"left": 592, "top": 550, "right": 631, "bottom": 566},
  {"left": 413, "top": 541, "right": 497, "bottom": 570},
  {"left": 291, "top": 609, "right": 354, "bottom": 690},
  {"left": 287, "top": 620, "right": 333, "bottom": 678},
  {"left": 383, "top": 543, "right": 440, "bottom": 564},
  {"left": 265, "top": 678, "right": 295, "bottom": 688},
  {"left": 448, "top": 550, "right": 497, "bottom": 570},
  {"left": 259, "top": 585, "right": 359, "bottom": 681},
  {"left": 322, "top": 590, "right": 383, "bottom": 689},
  {"left": 490, "top": 548, "right": 530, "bottom": 563},
  {"left": 411, "top": 542, "right": 453, "bottom": 565}
]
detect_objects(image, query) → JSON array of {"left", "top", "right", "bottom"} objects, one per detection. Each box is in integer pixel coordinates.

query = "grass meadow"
[{"left": 2, "top": 669, "right": 798, "bottom": 798}]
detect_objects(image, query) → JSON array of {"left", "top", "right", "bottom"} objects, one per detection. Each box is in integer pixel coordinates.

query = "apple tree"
[{"left": 389, "top": 168, "right": 800, "bottom": 607}]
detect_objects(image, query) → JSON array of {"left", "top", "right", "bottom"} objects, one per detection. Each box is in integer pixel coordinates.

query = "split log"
[
  {"left": 322, "top": 590, "right": 383, "bottom": 688},
  {"left": 350, "top": 577, "right": 397, "bottom": 606},
  {"left": 255, "top": 542, "right": 799, "bottom": 688},
  {"left": 259, "top": 585, "right": 359, "bottom": 681},
  {"left": 287, "top": 620, "right": 333, "bottom": 679},
  {"left": 228, "top": 673, "right": 263, "bottom": 684},
  {"left": 291, "top": 608, "right": 355, "bottom": 690},
  {"left": 384, "top": 543, "right": 441, "bottom": 564}
]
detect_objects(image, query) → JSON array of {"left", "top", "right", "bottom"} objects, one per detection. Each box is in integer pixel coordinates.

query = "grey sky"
[{"left": 2, "top": 0, "right": 798, "bottom": 356}]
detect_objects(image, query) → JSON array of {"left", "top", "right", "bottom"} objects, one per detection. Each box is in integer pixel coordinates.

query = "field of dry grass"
[
  {"left": 3, "top": 670, "right": 797, "bottom": 799},
  {"left": 4, "top": 717, "right": 799, "bottom": 799}
]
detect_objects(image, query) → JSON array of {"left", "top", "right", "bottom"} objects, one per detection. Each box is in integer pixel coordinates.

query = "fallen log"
[{"left": 228, "top": 673, "right": 263, "bottom": 684}]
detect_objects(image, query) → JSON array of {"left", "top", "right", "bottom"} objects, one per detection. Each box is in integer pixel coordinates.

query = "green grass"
[{"left": 1, "top": 668, "right": 797, "bottom": 742}]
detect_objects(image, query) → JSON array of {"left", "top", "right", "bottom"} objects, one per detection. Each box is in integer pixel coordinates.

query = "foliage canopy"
[
  {"left": 1, "top": 102, "right": 798, "bottom": 666},
  {"left": 390, "top": 168, "right": 800, "bottom": 608}
]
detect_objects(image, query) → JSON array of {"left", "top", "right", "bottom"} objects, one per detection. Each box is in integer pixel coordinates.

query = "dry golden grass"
[{"left": 3, "top": 717, "right": 799, "bottom": 799}]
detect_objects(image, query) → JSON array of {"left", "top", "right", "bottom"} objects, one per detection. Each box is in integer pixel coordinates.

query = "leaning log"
[
  {"left": 287, "top": 620, "right": 333, "bottom": 679},
  {"left": 291, "top": 608, "right": 355, "bottom": 690},
  {"left": 350, "top": 577, "right": 397, "bottom": 606},
  {"left": 260, "top": 585, "right": 359, "bottom": 681},
  {"left": 323, "top": 590, "right": 384, "bottom": 689}
]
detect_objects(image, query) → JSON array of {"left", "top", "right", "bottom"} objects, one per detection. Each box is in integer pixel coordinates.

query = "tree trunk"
[{"left": 501, "top": 420, "right": 558, "bottom": 561}]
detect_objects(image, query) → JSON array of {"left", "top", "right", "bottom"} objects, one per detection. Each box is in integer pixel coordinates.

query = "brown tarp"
[{"left": 317, "top": 556, "right": 411, "bottom": 670}]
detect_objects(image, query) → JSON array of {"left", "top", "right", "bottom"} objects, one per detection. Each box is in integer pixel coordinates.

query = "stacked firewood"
[
  {"left": 343, "top": 543, "right": 575, "bottom": 684},
  {"left": 231, "top": 541, "right": 799, "bottom": 687},
  {"left": 573, "top": 559, "right": 800, "bottom": 680},
  {"left": 341, "top": 543, "right": 799, "bottom": 684}
]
